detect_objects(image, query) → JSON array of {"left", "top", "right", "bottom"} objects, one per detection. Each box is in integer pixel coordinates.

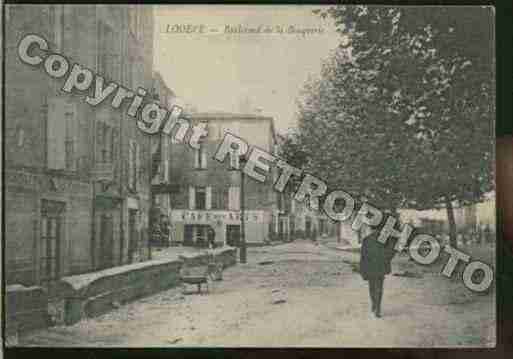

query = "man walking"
[{"left": 359, "top": 221, "right": 396, "bottom": 318}]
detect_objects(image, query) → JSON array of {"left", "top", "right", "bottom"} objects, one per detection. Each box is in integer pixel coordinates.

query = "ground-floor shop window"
[
  {"left": 226, "top": 225, "right": 241, "bottom": 247},
  {"left": 40, "top": 200, "right": 65, "bottom": 284},
  {"left": 184, "top": 224, "right": 216, "bottom": 247}
]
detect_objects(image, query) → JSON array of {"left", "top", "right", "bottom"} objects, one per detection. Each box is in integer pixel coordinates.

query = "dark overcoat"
[{"left": 359, "top": 230, "right": 396, "bottom": 280}]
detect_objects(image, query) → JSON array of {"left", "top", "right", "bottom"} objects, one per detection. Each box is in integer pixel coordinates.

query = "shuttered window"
[
  {"left": 128, "top": 140, "right": 138, "bottom": 191},
  {"left": 211, "top": 186, "right": 228, "bottom": 210},
  {"left": 47, "top": 98, "right": 67, "bottom": 170},
  {"left": 194, "top": 145, "right": 207, "bottom": 169},
  {"left": 128, "top": 140, "right": 134, "bottom": 189},
  {"left": 135, "top": 143, "right": 140, "bottom": 189},
  {"left": 189, "top": 186, "right": 195, "bottom": 210},
  {"left": 228, "top": 186, "right": 240, "bottom": 211},
  {"left": 206, "top": 186, "right": 212, "bottom": 210},
  {"left": 195, "top": 187, "right": 206, "bottom": 210}
]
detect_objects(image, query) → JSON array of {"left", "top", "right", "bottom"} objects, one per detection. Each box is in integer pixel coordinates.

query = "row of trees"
[{"left": 281, "top": 6, "right": 495, "bottom": 247}]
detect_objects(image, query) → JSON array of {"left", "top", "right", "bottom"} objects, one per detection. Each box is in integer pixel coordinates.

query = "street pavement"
[{"left": 17, "top": 239, "right": 495, "bottom": 347}]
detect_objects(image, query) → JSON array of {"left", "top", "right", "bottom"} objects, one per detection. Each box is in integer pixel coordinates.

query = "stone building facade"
[
  {"left": 166, "top": 113, "right": 281, "bottom": 246},
  {"left": 149, "top": 72, "right": 177, "bottom": 245},
  {"left": 289, "top": 199, "right": 338, "bottom": 240},
  {"left": 4, "top": 4, "right": 154, "bottom": 288},
  {"left": 399, "top": 192, "right": 496, "bottom": 239}
]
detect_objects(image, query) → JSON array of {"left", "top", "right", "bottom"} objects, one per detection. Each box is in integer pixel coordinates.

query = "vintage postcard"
[{"left": 2, "top": 4, "right": 495, "bottom": 347}]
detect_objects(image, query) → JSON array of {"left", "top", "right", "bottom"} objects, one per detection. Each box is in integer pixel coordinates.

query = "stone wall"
[
  {"left": 58, "top": 247, "right": 237, "bottom": 325},
  {"left": 5, "top": 285, "right": 49, "bottom": 336}
]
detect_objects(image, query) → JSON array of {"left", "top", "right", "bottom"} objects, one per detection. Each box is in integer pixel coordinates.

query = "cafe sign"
[{"left": 171, "top": 210, "right": 265, "bottom": 224}]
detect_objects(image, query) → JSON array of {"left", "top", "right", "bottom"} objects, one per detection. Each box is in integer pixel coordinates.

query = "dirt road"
[{"left": 18, "top": 239, "right": 495, "bottom": 347}]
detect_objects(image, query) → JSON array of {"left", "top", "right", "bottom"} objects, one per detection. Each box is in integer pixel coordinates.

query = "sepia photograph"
[{"left": 2, "top": 4, "right": 496, "bottom": 348}]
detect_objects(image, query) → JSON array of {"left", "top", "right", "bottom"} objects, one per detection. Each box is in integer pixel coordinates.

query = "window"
[
  {"left": 40, "top": 200, "right": 65, "bottom": 283},
  {"left": 189, "top": 186, "right": 212, "bottom": 210},
  {"left": 135, "top": 9, "right": 144, "bottom": 41},
  {"left": 173, "top": 187, "right": 187, "bottom": 208},
  {"left": 128, "top": 140, "right": 139, "bottom": 191},
  {"left": 47, "top": 98, "right": 77, "bottom": 171},
  {"left": 49, "top": 5, "right": 64, "bottom": 49},
  {"left": 97, "top": 21, "right": 115, "bottom": 77},
  {"left": 112, "top": 128, "right": 119, "bottom": 165},
  {"left": 229, "top": 149, "right": 239, "bottom": 170},
  {"left": 194, "top": 145, "right": 207, "bottom": 169},
  {"left": 195, "top": 187, "right": 206, "bottom": 210},
  {"left": 129, "top": 6, "right": 137, "bottom": 36},
  {"left": 64, "top": 111, "right": 76, "bottom": 170},
  {"left": 212, "top": 187, "right": 228, "bottom": 210},
  {"left": 96, "top": 122, "right": 115, "bottom": 164},
  {"left": 228, "top": 186, "right": 240, "bottom": 211},
  {"left": 160, "top": 136, "right": 169, "bottom": 183}
]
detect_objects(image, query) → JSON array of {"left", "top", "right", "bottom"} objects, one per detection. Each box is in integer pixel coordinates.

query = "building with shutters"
[
  {"left": 166, "top": 112, "right": 282, "bottom": 246},
  {"left": 4, "top": 4, "right": 154, "bottom": 289},
  {"left": 149, "top": 72, "right": 178, "bottom": 245}
]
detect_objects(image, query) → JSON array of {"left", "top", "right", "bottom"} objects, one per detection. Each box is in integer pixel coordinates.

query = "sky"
[{"left": 153, "top": 5, "right": 341, "bottom": 134}]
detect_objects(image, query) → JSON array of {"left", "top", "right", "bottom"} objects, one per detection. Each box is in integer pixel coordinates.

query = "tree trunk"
[
  {"left": 445, "top": 195, "right": 457, "bottom": 248},
  {"left": 336, "top": 223, "right": 341, "bottom": 243}
]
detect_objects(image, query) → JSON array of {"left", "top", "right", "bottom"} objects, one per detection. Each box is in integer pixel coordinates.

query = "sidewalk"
[
  {"left": 151, "top": 245, "right": 207, "bottom": 261},
  {"left": 16, "top": 240, "right": 495, "bottom": 347},
  {"left": 321, "top": 236, "right": 361, "bottom": 252}
]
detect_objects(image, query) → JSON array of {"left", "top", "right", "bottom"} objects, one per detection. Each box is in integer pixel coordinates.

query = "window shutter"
[
  {"left": 206, "top": 186, "right": 212, "bottom": 210},
  {"left": 201, "top": 148, "right": 207, "bottom": 169},
  {"left": 194, "top": 148, "right": 199, "bottom": 168},
  {"left": 128, "top": 140, "right": 134, "bottom": 189},
  {"left": 64, "top": 102, "right": 77, "bottom": 170},
  {"left": 222, "top": 187, "right": 229, "bottom": 210},
  {"left": 234, "top": 186, "right": 240, "bottom": 210},
  {"left": 54, "top": 5, "right": 63, "bottom": 50},
  {"left": 47, "top": 98, "right": 66, "bottom": 169},
  {"left": 228, "top": 186, "right": 240, "bottom": 211},
  {"left": 164, "top": 159, "right": 169, "bottom": 182},
  {"left": 189, "top": 186, "right": 195, "bottom": 210},
  {"left": 96, "top": 121, "right": 103, "bottom": 162},
  {"left": 112, "top": 128, "right": 118, "bottom": 164},
  {"left": 135, "top": 143, "right": 140, "bottom": 190}
]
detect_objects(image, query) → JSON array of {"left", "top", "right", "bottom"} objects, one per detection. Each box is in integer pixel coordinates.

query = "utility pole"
[{"left": 239, "top": 155, "right": 247, "bottom": 263}]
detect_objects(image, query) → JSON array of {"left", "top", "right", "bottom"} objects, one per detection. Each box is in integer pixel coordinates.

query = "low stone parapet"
[
  {"left": 58, "top": 246, "right": 237, "bottom": 325},
  {"left": 5, "top": 284, "right": 49, "bottom": 338}
]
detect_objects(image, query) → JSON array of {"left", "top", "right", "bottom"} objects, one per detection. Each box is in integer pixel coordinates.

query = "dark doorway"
[
  {"left": 195, "top": 187, "right": 206, "bottom": 210},
  {"left": 195, "top": 225, "right": 207, "bottom": 247},
  {"left": 128, "top": 209, "right": 138, "bottom": 263},
  {"left": 183, "top": 225, "right": 214, "bottom": 247},
  {"left": 99, "top": 214, "right": 114, "bottom": 269},
  {"left": 226, "top": 225, "right": 241, "bottom": 247},
  {"left": 184, "top": 224, "right": 194, "bottom": 246},
  {"left": 278, "top": 219, "right": 284, "bottom": 240},
  {"left": 305, "top": 218, "right": 312, "bottom": 237},
  {"left": 40, "top": 200, "right": 65, "bottom": 286}
]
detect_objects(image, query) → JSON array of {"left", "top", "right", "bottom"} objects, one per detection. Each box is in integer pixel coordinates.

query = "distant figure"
[
  {"left": 310, "top": 227, "right": 318, "bottom": 244},
  {"left": 359, "top": 223, "right": 396, "bottom": 318},
  {"left": 207, "top": 227, "right": 216, "bottom": 249},
  {"left": 484, "top": 224, "right": 493, "bottom": 244},
  {"left": 160, "top": 214, "right": 170, "bottom": 247}
]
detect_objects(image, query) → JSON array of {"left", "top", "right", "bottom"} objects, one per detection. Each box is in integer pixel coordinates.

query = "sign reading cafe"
[{"left": 171, "top": 210, "right": 265, "bottom": 224}]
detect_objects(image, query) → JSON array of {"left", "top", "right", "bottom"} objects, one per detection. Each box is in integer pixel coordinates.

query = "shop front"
[{"left": 170, "top": 209, "right": 269, "bottom": 247}]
